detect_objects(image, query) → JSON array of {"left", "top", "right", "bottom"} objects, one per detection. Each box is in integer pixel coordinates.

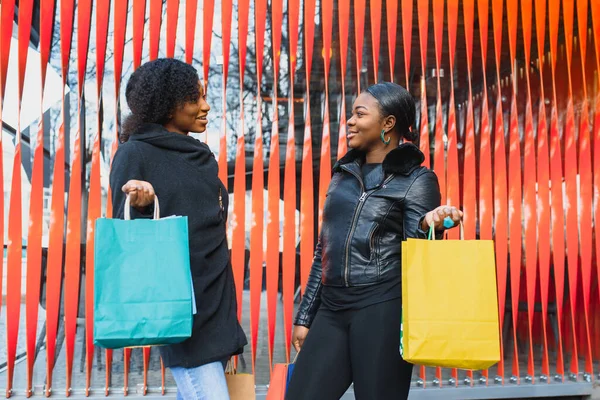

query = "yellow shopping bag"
[{"left": 400, "top": 225, "right": 501, "bottom": 370}]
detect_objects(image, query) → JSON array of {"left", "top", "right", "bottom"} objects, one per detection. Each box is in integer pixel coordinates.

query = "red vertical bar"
[
  {"left": 160, "top": 358, "right": 165, "bottom": 394},
  {"left": 479, "top": 97, "right": 493, "bottom": 381},
  {"left": 185, "top": 0, "right": 198, "bottom": 64},
  {"left": 65, "top": 0, "right": 92, "bottom": 394},
  {"left": 115, "top": 0, "right": 130, "bottom": 396},
  {"left": 370, "top": 0, "right": 382, "bottom": 82},
  {"left": 562, "top": 0, "right": 580, "bottom": 378},
  {"left": 446, "top": 84, "right": 459, "bottom": 382},
  {"left": 417, "top": 0, "right": 430, "bottom": 170},
  {"left": 432, "top": 0, "right": 445, "bottom": 207},
  {"left": 492, "top": 0, "right": 508, "bottom": 383},
  {"left": 26, "top": 0, "right": 53, "bottom": 395},
  {"left": 0, "top": 0, "right": 14, "bottom": 99},
  {"left": 430, "top": 0, "right": 443, "bottom": 384},
  {"left": 133, "top": 0, "right": 146, "bottom": 69},
  {"left": 142, "top": 347, "right": 150, "bottom": 395},
  {"left": 123, "top": 349, "right": 132, "bottom": 396},
  {"left": 401, "top": 0, "right": 413, "bottom": 88},
  {"left": 6, "top": 0, "right": 29, "bottom": 395},
  {"left": 232, "top": 0, "right": 250, "bottom": 327},
  {"left": 107, "top": 1, "right": 128, "bottom": 393},
  {"left": 203, "top": 0, "right": 215, "bottom": 87},
  {"left": 318, "top": 0, "right": 333, "bottom": 232},
  {"left": 534, "top": 0, "right": 551, "bottom": 380},
  {"left": 354, "top": 0, "right": 366, "bottom": 93},
  {"left": 522, "top": 82, "right": 537, "bottom": 382},
  {"left": 149, "top": 0, "right": 162, "bottom": 60},
  {"left": 267, "top": 0, "right": 284, "bottom": 364},
  {"left": 592, "top": 0, "right": 600, "bottom": 365},
  {"left": 537, "top": 95, "right": 551, "bottom": 380},
  {"left": 166, "top": 0, "right": 179, "bottom": 58},
  {"left": 576, "top": 0, "right": 594, "bottom": 378},
  {"left": 250, "top": 0, "right": 267, "bottom": 372},
  {"left": 386, "top": 0, "right": 397, "bottom": 81},
  {"left": 84, "top": 113, "right": 102, "bottom": 397},
  {"left": 506, "top": 0, "right": 522, "bottom": 382},
  {"left": 113, "top": 0, "right": 128, "bottom": 98},
  {"left": 520, "top": 0, "right": 538, "bottom": 382},
  {"left": 550, "top": 107, "right": 566, "bottom": 378},
  {"left": 85, "top": 0, "right": 110, "bottom": 394},
  {"left": 337, "top": 0, "right": 350, "bottom": 159},
  {"left": 46, "top": 0, "right": 75, "bottom": 394},
  {"left": 300, "top": 0, "right": 316, "bottom": 293},
  {"left": 565, "top": 100, "right": 580, "bottom": 377},
  {"left": 462, "top": 0, "right": 475, "bottom": 235},
  {"left": 0, "top": 3, "right": 8, "bottom": 392},
  {"left": 462, "top": 0, "right": 476, "bottom": 383},
  {"left": 95, "top": 0, "right": 110, "bottom": 98},
  {"left": 417, "top": 0, "right": 430, "bottom": 384},
  {"left": 549, "top": 0, "right": 565, "bottom": 378},
  {"left": 477, "top": 0, "right": 492, "bottom": 382},
  {"left": 6, "top": 128, "right": 23, "bottom": 400},
  {"left": 219, "top": 0, "right": 232, "bottom": 186},
  {"left": 104, "top": 349, "right": 113, "bottom": 395},
  {"left": 283, "top": 0, "right": 299, "bottom": 362},
  {"left": 446, "top": 0, "right": 459, "bottom": 255},
  {"left": 507, "top": 88, "right": 522, "bottom": 382}
]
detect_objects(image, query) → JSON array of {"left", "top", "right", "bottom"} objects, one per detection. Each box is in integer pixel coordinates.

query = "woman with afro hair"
[{"left": 110, "top": 58, "right": 247, "bottom": 399}]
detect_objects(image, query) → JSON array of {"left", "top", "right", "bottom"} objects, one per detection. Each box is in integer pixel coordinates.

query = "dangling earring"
[{"left": 380, "top": 129, "right": 391, "bottom": 145}]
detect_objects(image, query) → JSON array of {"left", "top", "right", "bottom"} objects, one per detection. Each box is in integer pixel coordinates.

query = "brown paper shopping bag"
[{"left": 225, "top": 359, "right": 256, "bottom": 400}]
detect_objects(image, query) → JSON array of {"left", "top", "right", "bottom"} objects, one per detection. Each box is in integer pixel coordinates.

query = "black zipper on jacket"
[{"left": 341, "top": 167, "right": 395, "bottom": 287}]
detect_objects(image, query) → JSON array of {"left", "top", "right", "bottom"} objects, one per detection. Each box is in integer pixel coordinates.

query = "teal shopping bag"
[{"left": 93, "top": 196, "right": 193, "bottom": 349}]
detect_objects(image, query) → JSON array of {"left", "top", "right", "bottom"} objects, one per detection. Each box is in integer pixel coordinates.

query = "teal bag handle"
[
  {"left": 124, "top": 193, "right": 161, "bottom": 220},
  {"left": 427, "top": 216, "right": 464, "bottom": 240}
]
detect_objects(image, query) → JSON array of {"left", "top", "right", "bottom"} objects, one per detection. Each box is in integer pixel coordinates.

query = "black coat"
[
  {"left": 295, "top": 143, "right": 442, "bottom": 327},
  {"left": 110, "top": 123, "right": 247, "bottom": 368}
]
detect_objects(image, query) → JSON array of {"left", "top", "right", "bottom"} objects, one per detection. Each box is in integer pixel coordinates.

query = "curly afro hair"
[{"left": 121, "top": 58, "right": 201, "bottom": 142}]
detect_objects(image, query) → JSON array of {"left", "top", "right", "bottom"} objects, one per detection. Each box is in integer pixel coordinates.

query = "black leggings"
[{"left": 285, "top": 298, "right": 413, "bottom": 400}]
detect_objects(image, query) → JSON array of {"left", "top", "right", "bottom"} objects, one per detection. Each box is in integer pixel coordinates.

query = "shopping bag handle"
[
  {"left": 124, "top": 194, "right": 160, "bottom": 221},
  {"left": 225, "top": 358, "right": 236, "bottom": 374},
  {"left": 427, "top": 220, "right": 464, "bottom": 240}
]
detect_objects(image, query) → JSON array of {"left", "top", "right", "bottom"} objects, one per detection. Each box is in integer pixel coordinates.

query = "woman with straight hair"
[{"left": 286, "top": 82, "right": 462, "bottom": 400}]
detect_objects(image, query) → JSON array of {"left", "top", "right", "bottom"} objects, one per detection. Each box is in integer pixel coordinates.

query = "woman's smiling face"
[
  {"left": 347, "top": 92, "right": 391, "bottom": 151},
  {"left": 169, "top": 81, "right": 211, "bottom": 135}
]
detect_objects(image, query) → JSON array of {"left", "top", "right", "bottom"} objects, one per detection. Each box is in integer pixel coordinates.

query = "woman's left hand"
[{"left": 421, "top": 205, "right": 463, "bottom": 231}]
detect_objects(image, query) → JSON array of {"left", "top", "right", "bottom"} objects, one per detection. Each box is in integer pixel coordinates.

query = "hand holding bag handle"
[
  {"left": 225, "top": 357, "right": 257, "bottom": 399},
  {"left": 428, "top": 219, "right": 464, "bottom": 240},
  {"left": 124, "top": 194, "right": 161, "bottom": 221}
]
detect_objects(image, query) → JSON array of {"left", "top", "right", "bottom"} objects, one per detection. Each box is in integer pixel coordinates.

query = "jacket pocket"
[{"left": 367, "top": 223, "right": 379, "bottom": 262}]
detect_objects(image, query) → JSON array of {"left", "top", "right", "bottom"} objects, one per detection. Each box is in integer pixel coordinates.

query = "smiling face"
[
  {"left": 346, "top": 92, "right": 397, "bottom": 152},
  {"left": 165, "top": 81, "right": 211, "bottom": 135}
]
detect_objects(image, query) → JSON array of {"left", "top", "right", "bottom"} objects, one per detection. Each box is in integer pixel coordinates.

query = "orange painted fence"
[{"left": 0, "top": 0, "right": 599, "bottom": 397}]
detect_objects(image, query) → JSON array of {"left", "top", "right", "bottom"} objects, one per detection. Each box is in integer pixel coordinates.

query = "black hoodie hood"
[{"left": 129, "top": 123, "right": 215, "bottom": 169}]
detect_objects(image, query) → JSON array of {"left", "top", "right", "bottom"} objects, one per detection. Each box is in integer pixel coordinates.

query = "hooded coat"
[{"left": 110, "top": 123, "right": 247, "bottom": 368}]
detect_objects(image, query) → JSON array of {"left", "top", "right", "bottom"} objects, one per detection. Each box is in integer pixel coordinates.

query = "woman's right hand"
[
  {"left": 292, "top": 325, "right": 309, "bottom": 352},
  {"left": 122, "top": 180, "right": 155, "bottom": 209}
]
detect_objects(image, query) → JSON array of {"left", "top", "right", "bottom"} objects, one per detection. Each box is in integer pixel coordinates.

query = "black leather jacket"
[{"left": 294, "top": 143, "right": 442, "bottom": 327}]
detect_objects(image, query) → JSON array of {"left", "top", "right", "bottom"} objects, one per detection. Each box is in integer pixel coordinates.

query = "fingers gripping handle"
[
  {"left": 124, "top": 194, "right": 160, "bottom": 220},
  {"left": 428, "top": 217, "right": 465, "bottom": 240}
]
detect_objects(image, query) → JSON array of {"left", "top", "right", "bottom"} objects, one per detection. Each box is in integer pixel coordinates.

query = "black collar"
[{"left": 333, "top": 143, "right": 425, "bottom": 176}]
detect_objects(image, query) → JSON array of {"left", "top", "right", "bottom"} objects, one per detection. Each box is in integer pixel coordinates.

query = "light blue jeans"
[{"left": 170, "top": 361, "right": 230, "bottom": 400}]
